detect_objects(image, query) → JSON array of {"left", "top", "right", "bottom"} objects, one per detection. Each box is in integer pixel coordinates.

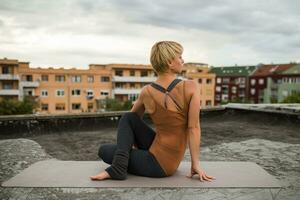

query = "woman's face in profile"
[{"left": 169, "top": 53, "right": 184, "bottom": 73}]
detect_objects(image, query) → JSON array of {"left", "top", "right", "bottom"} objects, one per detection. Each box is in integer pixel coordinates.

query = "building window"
[
  {"left": 291, "top": 90, "right": 298, "bottom": 95},
  {"left": 56, "top": 89, "right": 65, "bottom": 96},
  {"left": 87, "top": 76, "right": 94, "bottom": 83},
  {"left": 206, "top": 79, "right": 212, "bottom": 84},
  {"left": 55, "top": 103, "right": 65, "bottom": 111},
  {"left": 141, "top": 70, "right": 148, "bottom": 77},
  {"left": 3, "top": 82, "right": 13, "bottom": 89},
  {"left": 240, "top": 77, "right": 246, "bottom": 84},
  {"left": 251, "top": 88, "right": 256, "bottom": 95},
  {"left": 215, "top": 94, "right": 221, "bottom": 101},
  {"left": 23, "top": 75, "right": 33, "bottom": 82},
  {"left": 41, "top": 104, "right": 48, "bottom": 111},
  {"left": 2, "top": 66, "right": 13, "bottom": 74},
  {"left": 41, "top": 75, "right": 48, "bottom": 82},
  {"left": 259, "top": 78, "right": 264, "bottom": 85},
  {"left": 71, "top": 75, "right": 81, "bottom": 82},
  {"left": 88, "top": 103, "right": 93, "bottom": 110},
  {"left": 206, "top": 100, "right": 212, "bottom": 106},
  {"left": 221, "top": 85, "right": 228, "bottom": 94},
  {"left": 130, "top": 70, "right": 135, "bottom": 76},
  {"left": 251, "top": 79, "right": 256, "bottom": 85},
  {"left": 216, "top": 86, "right": 221, "bottom": 92},
  {"left": 115, "top": 83, "right": 124, "bottom": 88},
  {"left": 198, "top": 79, "right": 202, "bottom": 84},
  {"left": 282, "top": 90, "right": 288, "bottom": 97},
  {"left": 100, "top": 91, "right": 109, "bottom": 96},
  {"left": 72, "top": 103, "right": 81, "bottom": 110},
  {"left": 55, "top": 75, "right": 65, "bottom": 82},
  {"left": 41, "top": 90, "right": 48, "bottom": 97},
  {"left": 216, "top": 78, "right": 221, "bottom": 84},
  {"left": 115, "top": 70, "right": 123, "bottom": 76},
  {"left": 129, "top": 94, "right": 138, "bottom": 101},
  {"left": 222, "top": 95, "right": 228, "bottom": 101},
  {"left": 130, "top": 83, "right": 135, "bottom": 88},
  {"left": 222, "top": 78, "right": 230, "bottom": 84},
  {"left": 232, "top": 86, "right": 237, "bottom": 94},
  {"left": 87, "top": 90, "right": 94, "bottom": 97},
  {"left": 71, "top": 89, "right": 80, "bottom": 96},
  {"left": 101, "top": 76, "right": 110, "bottom": 82}
]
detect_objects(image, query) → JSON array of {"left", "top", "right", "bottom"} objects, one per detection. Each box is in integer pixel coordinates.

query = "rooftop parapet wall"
[{"left": 1, "top": 105, "right": 300, "bottom": 138}]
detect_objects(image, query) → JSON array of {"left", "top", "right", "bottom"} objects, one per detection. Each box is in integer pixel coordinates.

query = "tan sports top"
[{"left": 145, "top": 78, "right": 189, "bottom": 176}]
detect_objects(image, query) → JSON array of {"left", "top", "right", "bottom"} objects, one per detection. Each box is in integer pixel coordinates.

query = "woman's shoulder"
[{"left": 183, "top": 79, "right": 199, "bottom": 94}]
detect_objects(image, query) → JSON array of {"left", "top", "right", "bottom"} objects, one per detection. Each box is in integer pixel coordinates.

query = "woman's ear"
[{"left": 168, "top": 59, "right": 174, "bottom": 68}]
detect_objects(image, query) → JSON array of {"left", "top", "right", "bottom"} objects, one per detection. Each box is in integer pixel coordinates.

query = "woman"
[{"left": 90, "top": 41, "right": 215, "bottom": 182}]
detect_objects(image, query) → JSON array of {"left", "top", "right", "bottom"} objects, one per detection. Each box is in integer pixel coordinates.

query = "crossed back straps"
[{"left": 150, "top": 78, "right": 182, "bottom": 110}]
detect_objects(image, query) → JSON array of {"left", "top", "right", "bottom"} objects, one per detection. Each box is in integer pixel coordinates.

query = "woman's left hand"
[{"left": 186, "top": 164, "right": 216, "bottom": 182}]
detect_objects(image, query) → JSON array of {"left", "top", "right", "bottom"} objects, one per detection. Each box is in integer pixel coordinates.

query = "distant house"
[
  {"left": 210, "top": 66, "right": 257, "bottom": 105},
  {"left": 249, "top": 63, "right": 299, "bottom": 103}
]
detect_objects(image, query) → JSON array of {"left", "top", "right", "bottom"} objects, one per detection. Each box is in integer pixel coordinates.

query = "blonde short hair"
[{"left": 150, "top": 41, "right": 183, "bottom": 74}]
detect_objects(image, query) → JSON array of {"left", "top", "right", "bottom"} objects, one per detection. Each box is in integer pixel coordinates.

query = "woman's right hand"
[{"left": 186, "top": 164, "right": 216, "bottom": 182}]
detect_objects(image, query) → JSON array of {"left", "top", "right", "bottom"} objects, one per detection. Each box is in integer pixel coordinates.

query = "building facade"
[
  {"left": 184, "top": 63, "right": 215, "bottom": 107},
  {"left": 248, "top": 63, "right": 298, "bottom": 103},
  {"left": 1, "top": 58, "right": 214, "bottom": 114},
  {"left": 210, "top": 66, "right": 257, "bottom": 105},
  {"left": 0, "top": 58, "right": 24, "bottom": 101}
]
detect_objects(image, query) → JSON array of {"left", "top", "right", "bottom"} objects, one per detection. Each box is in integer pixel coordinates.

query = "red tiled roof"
[{"left": 252, "top": 63, "right": 297, "bottom": 76}]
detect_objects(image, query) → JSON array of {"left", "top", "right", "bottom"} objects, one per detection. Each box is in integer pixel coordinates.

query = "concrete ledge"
[{"left": 224, "top": 103, "right": 300, "bottom": 116}]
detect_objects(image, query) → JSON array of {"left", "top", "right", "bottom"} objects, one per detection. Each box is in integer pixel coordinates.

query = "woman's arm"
[
  {"left": 130, "top": 87, "right": 146, "bottom": 118},
  {"left": 186, "top": 81, "right": 201, "bottom": 165},
  {"left": 185, "top": 80, "right": 215, "bottom": 181},
  {"left": 188, "top": 127, "right": 201, "bottom": 165}
]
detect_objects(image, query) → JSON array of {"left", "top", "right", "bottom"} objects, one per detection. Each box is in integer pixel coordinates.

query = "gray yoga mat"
[{"left": 2, "top": 160, "right": 281, "bottom": 188}]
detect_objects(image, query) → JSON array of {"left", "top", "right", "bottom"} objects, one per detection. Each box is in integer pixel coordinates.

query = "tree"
[
  {"left": 270, "top": 96, "right": 278, "bottom": 103},
  {"left": 0, "top": 96, "right": 39, "bottom": 115},
  {"left": 100, "top": 98, "right": 133, "bottom": 111},
  {"left": 281, "top": 92, "right": 300, "bottom": 103}
]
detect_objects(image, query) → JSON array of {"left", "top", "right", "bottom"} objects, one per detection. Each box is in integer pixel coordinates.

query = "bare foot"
[{"left": 90, "top": 171, "right": 111, "bottom": 181}]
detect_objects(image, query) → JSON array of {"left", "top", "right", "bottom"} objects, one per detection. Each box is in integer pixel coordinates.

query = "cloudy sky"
[{"left": 0, "top": 0, "right": 299, "bottom": 69}]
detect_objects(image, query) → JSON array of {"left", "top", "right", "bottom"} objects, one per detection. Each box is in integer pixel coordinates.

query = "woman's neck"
[{"left": 156, "top": 72, "right": 177, "bottom": 84}]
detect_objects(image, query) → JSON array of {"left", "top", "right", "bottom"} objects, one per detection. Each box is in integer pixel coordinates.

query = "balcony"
[
  {"left": 0, "top": 74, "right": 19, "bottom": 80},
  {"left": 20, "top": 81, "right": 39, "bottom": 88},
  {"left": 0, "top": 89, "right": 19, "bottom": 96},
  {"left": 112, "top": 76, "right": 156, "bottom": 83},
  {"left": 113, "top": 88, "right": 141, "bottom": 95}
]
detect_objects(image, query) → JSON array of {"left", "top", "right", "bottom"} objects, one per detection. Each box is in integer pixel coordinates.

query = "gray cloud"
[{"left": 0, "top": 0, "right": 299, "bottom": 67}]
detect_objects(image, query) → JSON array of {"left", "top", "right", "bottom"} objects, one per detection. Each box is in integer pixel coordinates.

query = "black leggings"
[{"left": 98, "top": 112, "right": 167, "bottom": 179}]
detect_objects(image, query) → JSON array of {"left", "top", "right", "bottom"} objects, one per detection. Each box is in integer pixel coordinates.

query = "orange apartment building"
[
  {"left": 183, "top": 63, "right": 216, "bottom": 107},
  {"left": 0, "top": 58, "right": 215, "bottom": 114}
]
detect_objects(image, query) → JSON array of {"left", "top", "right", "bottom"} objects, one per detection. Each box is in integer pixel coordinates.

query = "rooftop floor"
[{"left": 0, "top": 106, "right": 299, "bottom": 199}]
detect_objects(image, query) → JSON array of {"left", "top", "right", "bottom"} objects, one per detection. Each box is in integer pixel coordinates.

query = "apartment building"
[
  {"left": 0, "top": 58, "right": 24, "bottom": 101},
  {"left": 249, "top": 63, "right": 299, "bottom": 103},
  {"left": 210, "top": 66, "right": 257, "bottom": 105},
  {"left": 0, "top": 58, "right": 216, "bottom": 114},
  {"left": 184, "top": 63, "right": 215, "bottom": 107},
  {"left": 108, "top": 64, "right": 156, "bottom": 102}
]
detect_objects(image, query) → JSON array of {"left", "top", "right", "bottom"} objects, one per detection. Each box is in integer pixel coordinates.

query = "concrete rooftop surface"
[{"left": 0, "top": 105, "right": 299, "bottom": 199}]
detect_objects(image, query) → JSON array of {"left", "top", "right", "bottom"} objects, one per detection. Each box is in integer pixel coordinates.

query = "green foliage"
[
  {"left": 0, "top": 96, "right": 39, "bottom": 115},
  {"left": 270, "top": 96, "right": 278, "bottom": 103},
  {"left": 220, "top": 100, "right": 228, "bottom": 105},
  {"left": 281, "top": 92, "right": 300, "bottom": 103},
  {"left": 100, "top": 98, "right": 133, "bottom": 111},
  {"left": 122, "top": 100, "right": 134, "bottom": 110}
]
